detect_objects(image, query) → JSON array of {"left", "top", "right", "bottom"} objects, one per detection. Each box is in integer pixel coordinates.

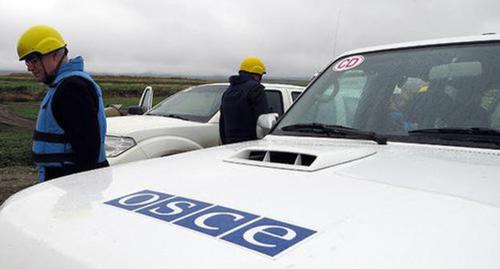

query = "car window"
[
  {"left": 265, "top": 90, "right": 284, "bottom": 115},
  {"left": 311, "top": 71, "right": 366, "bottom": 126},
  {"left": 147, "top": 85, "right": 226, "bottom": 122},
  {"left": 275, "top": 42, "right": 500, "bottom": 149}
]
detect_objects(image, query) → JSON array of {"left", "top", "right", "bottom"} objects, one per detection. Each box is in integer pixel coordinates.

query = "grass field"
[
  {"left": 7, "top": 102, "right": 39, "bottom": 120},
  {"left": 0, "top": 124, "right": 33, "bottom": 167},
  {"left": 0, "top": 124, "right": 35, "bottom": 204}
]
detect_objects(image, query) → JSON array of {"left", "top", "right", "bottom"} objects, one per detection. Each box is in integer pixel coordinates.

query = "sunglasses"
[{"left": 24, "top": 54, "right": 41, "bottom": 65}]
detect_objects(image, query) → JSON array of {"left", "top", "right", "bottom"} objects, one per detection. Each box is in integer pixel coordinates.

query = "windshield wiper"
[
  {"left": 409, "top": 127, "right": 500, "bottom": 146},
  {"left": 281, "top": 123, "right": 387, "bottom": 145},
  {"left": 162, "top": 114, "right": 189, "bottom": 121},
  {"left": 409, "top": 127, "right": 500, "bottom": 136}
]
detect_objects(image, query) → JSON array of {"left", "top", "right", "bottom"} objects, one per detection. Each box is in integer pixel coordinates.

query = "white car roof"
[{"left": 338, "top": 33, "right": 500, "bottom": 58}]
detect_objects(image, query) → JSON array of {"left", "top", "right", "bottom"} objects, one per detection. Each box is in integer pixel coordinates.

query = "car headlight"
[{"left": 105, "top": 136, "right": 136, "bottom": 157}]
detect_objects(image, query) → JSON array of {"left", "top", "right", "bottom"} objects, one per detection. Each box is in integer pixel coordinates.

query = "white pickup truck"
[
  {"left": 105, "top": 83, "right": 304, "bottom": 165},
  {"left": 1, "top": 35, "right": 500, "bottom": 268}
]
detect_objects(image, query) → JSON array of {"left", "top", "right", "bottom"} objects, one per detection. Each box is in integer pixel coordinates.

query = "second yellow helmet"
[
  {"left": 17, "top": 25, "right": 66, "bottom": 61},
  {"left": 239, "top": 56, "right": 266, "bottom": 75}
]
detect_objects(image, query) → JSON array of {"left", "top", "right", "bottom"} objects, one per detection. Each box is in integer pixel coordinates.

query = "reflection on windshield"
[
  {"left": 276, "top": 43, "right": 500, "bottom": 148},
  {"left": 147, "top": 85, "right": 226, "bottom": 123}
]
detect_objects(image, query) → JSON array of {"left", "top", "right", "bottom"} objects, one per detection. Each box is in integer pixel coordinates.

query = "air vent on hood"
[
  {"left": 247, "top": 150, "right": 317, "bottom": 166},
  {"left": 225, "top": 146, "right": 377, "bottom": 172}
]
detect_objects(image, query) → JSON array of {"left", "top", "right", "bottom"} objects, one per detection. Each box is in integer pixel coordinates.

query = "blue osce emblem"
[
  {"left": 105, "top": 190, "right": 316, "bottom": 257},
  {"left": 137, "top": 196, "right": 212, "bottom": 222},
  {"left": 176, "top": 205, "right": 260, "bottom": 237}
]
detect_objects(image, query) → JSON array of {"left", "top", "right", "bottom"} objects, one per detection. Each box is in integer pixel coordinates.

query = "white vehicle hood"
[
  {"left": 1, "top": 136, "right": 500, "bottom": 268},
  {"left": 106, "top": 115, "right": 207, "bottom": 142}
]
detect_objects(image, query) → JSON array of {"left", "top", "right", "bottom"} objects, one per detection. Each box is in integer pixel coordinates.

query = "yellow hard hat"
[
  {"left": 17, "top": 25, "right": 66, "bottom": 61},
  {"left": 239, "top": 56, "right": 266, "bottom": 75}
]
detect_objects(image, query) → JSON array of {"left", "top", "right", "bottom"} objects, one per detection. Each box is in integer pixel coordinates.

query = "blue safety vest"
[{"left": 32, "top": 57, "right": 107, "bottom": 181}]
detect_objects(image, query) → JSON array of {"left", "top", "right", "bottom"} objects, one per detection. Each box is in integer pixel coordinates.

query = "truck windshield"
[
  {"left": 275, "top": 42, "right": 500, "bottom": 149},
  {"left": 147, "top": 85, "right": 226, "bottom": 122}
]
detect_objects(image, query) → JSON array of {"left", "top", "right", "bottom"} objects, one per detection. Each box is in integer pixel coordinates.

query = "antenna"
[{"left": 333, "top": 0, "right": 344, "bottom": 58}]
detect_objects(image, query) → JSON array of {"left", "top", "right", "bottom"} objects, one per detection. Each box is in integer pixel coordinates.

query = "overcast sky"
[{"left": 1, "top": 0, "right": 500, "bottom": 78}]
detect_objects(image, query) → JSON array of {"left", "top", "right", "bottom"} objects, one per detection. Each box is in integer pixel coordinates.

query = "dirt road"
[{"left": 0, "top": 104, "right": 35, "bottom": 129}]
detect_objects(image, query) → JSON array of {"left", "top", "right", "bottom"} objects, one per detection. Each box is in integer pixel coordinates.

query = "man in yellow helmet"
[
  {"left": 219, "top": 56, "right": 270, "bottom": 144},
  {"left": 17, "top": 25, "right": 109, "bottom": 182}
]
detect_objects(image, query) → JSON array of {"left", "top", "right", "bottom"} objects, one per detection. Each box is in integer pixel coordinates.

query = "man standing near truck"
[
  {"left": 17, "top": 25, "right": 109, "bottom": 181},
  {"left": 219, "top": 56, "right": 270, "bottom": 144}
]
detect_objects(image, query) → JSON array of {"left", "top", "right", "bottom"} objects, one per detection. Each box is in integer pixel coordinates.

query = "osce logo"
[{"left": 105, "top": 190, "right": 316, "bottom": 257}]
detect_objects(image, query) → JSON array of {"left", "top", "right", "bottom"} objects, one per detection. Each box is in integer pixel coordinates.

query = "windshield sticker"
[
  {"left": 333, "top": 55, "right": 365, "bottom": 71},
  {"left": 105, "top": 190, "right": 316, "bottom": 257}
]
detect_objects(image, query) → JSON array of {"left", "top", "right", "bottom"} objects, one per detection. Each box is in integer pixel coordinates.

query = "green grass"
[
  {"left": 7, "top": 102, "right": 39, "bottom": 120},
  {"left": 0, "top": 125, "right": 33, "bottom": 167}
]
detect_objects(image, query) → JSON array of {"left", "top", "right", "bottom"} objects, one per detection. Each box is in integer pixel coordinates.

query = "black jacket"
[
  {"left": 45, "top": 76, "right": 109, "bottom": 180},
  {"left": 219, "top": 73, "right": 269, "bottom": 144}
]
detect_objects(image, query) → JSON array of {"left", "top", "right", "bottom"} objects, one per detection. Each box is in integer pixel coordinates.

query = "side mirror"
[
  {"left": 256, "top": 113, "right": 279, "bottom": 139},
  {"left": 127, "top": 105, "right": 146, "bottom": 115}
]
